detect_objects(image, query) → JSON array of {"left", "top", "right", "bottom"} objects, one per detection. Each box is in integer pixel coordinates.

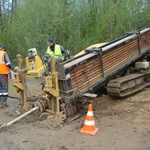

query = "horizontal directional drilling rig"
[{"left": 15, "top": 28, "right": 150, "bottom": 116}]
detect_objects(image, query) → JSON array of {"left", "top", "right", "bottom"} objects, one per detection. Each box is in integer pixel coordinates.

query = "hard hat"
[
  {"left": 0, "top": 44, "right": 6, "bottom": 49},
  {"left": 48, "top": 38, "right": 54, "bottom": 43}
]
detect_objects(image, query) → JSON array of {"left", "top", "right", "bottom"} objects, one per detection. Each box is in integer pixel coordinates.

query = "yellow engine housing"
[
  {"left": 26, "top": 55, "right": 44, "bottom": 77},
  {"left": 75, "top": 43, "right": 107, "bottom": 57}
]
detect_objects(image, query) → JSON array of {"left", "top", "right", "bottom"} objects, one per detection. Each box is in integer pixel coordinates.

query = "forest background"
[{"left": 0, "top": 0, "right": 149, "bottom": 59}]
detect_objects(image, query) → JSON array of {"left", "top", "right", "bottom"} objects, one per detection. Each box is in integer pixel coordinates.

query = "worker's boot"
[{"left": 1, "top": 97, "right": 8, "bottom": 109}]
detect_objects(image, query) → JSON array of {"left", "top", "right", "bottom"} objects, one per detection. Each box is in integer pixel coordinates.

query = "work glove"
[{"left": 42, "top": 54, "right": 50, "bottom": 64}]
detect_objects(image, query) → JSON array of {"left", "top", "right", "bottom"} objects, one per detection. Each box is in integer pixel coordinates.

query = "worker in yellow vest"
[
  {"left": 42, "top": 38, "right": 67, "bottom": 72},
  {"left": 0, "top": 44, "right": 16, "bottom": 108},
  {"left": 46, "top": 38, "right": 65, "bottom": 62}
]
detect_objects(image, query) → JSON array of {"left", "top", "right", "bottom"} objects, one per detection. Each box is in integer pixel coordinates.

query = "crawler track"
[{"left": 107, "top": 73, "right": 150, "bottom": 97}]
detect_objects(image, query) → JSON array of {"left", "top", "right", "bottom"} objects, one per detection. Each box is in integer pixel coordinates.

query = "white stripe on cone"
[
  {"left": 84, "top": 120, "right": 95, "bottom": 126},
  {"left": 87, "top": 111, "right": 93, "bottom": 116}
]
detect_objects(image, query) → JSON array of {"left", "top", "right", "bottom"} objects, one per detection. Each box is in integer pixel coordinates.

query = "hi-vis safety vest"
[
  {"left": 46, "top": 44, "right": 64, "bottom": 61},
  {"left": 0, "top": 51, "right": 9, "bottom": 74}
]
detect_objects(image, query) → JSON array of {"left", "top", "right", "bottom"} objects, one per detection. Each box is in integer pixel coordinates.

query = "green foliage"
[{"left": 0, "top": 0, "right": 149, "bottom": 59}]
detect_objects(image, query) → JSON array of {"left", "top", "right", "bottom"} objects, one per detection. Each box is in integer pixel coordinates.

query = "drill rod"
[{"left": 0, "top": 106, "right": 39, "bottom": 129}]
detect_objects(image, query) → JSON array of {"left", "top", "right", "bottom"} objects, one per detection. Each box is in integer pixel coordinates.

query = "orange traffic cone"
[{"left": 80, "top": 104, "right": 99, "bottom": 135}]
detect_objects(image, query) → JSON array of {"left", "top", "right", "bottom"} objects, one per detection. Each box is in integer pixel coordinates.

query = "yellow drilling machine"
[{"left": 0, "top": 28, "right": 150, "bottom": 129}]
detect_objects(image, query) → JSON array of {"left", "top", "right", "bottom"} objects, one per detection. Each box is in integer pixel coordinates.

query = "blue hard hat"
[
  {"left": 0, "top": 44, "right": 6, "bottom": 49},
  {"left": 48, "top": 38, "right": 54, "bottom": 43}
]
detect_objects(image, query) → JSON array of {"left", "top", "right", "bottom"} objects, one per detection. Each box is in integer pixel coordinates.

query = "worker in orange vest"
[{"left": 0, "top": 44, "right": 16, "bottom": 108}]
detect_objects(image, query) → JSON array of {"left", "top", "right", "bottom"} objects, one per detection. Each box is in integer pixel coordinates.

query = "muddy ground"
[{"left": 0, "top": 78, "right": 150, "bottom": 150}]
